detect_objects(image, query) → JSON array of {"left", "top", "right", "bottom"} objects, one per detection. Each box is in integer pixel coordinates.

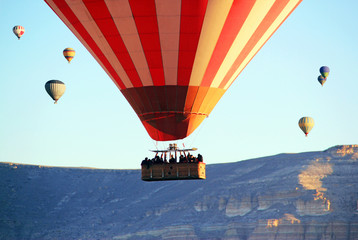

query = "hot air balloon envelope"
[
  {"left": 319, "top": 66, "right": 330, "bottom": 79},
  {"left": 63, "top": 48, "right": 76, "bottom": 63},
  {"left": 45, "top": 80, "right": 66, "bottom": 104},
  {"left": 298, "top": 117, "right": 314, "bottom": 136},
  {"left": 318, "top": 75, "right": 326, "bottom": 86},
  {"left": 45, "top": 0, "right": 302, "bottom": 141},
  {"left": 13, "top": 25, "right": 25, "bottom": 40}
]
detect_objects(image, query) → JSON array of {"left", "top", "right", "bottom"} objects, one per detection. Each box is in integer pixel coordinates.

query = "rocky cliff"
[{"left": 1, "top": 145, "right": 358, "bottom": 240}]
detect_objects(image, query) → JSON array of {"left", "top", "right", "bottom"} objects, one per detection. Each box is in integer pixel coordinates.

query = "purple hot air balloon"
[{"left": 319, "top": 66, "right": 330, "bottom": 79}]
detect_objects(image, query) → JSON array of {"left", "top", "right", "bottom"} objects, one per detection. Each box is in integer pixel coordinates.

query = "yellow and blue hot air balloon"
[
  {"left": 45, "top": 80, "right": 66, "bottom": 104},
  {"left": 318, "top": 75, "right": 326, "bottom": 86},
  {"left": 13, "top": 25, "right": 25, "bottom": 40},
  {"left": 319, "top": 66, "right": 330, "bottom": 79},
  {"left": 298, "top": 117, "right": 314, "bottom": 137},
  {"left": 63, "top": 48, "right": 75, "bottom": 63}
]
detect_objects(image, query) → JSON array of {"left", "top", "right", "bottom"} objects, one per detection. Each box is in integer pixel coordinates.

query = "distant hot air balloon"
[
  {"left": 45, "top": 0, "right": 302, "bottom": 141},
  {"left": 63, "top": 48, "right": 76, "bottom": 63},
  {"left": 298, "top": 117, "right": 314, "bottom": 137},
  {"left": 13, "top": 25, "right": 25, "bottom": 40},
  {"left": 317, "top": 75, "right": 326, "bottom": 86},
  {"left": 45, "top": 80, "right": 66, "bottom": 104},
  {"left": 319, "top": 66, "right": 330, "bottom": 79}
]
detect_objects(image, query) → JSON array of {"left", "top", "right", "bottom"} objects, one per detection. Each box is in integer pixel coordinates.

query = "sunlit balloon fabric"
[
  {"left": 320, "top": 66, "right": 330, "bottom": 79},
  {"left": 45, "top": 80, "right": 66, "bottom": 104},
  {"left": 45, "top": 0, "right": 302, "bottom": 141},
  {"left": 13, "top": 25, "right": 25, "bottom": 40},
  {"left": 298, "top": 117, "right": 314, "bottom": 136},
  {"left": 63, "top": 47, "right": 76, "bottom": 63}
]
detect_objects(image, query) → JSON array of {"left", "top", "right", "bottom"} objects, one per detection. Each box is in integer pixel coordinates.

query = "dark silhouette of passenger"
[
  {"left": 197, "top": 154, "right": 203, "bottom": 162},
  {"left": 141, "top": 157, "right": 153, "bottom": 169},
  {"left": 154, "top": 155, "right": 161, "bottom": 164},
  {"left": 187, "top": 154, "right": 195, "bottom": 163},
  {"left": 141, "top": 157, "right": 148, "bottom": 166},
  {"left": 169, "top": 155, "right": 176, "bottom": 163}
]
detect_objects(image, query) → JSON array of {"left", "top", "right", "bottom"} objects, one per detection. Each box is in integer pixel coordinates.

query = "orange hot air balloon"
[
  {"left": 45, "top": 0, "right": 302, "bottom": 141},
  {"left": 63, "top": 47, "right": 76, "bottom": 63}
]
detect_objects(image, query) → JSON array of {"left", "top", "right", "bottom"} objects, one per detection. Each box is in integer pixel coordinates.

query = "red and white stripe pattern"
[
  {"left": 45, "top": 0, "right": 301, "bottom": 90},
  {"left": 45, "top": 0, "right": 302, "bottom": 140}
]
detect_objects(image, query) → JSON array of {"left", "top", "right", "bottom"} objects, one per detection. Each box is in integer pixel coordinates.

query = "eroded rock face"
[
  {"left": 326, "top": 145, "right": 358, "bottom": 159},
  {"left": 295, "top": 198, "right": 330, "bottom": 216},
  {"left": 225, "top": 196, "right": 252, "bottom": 217},
  {"left": 257, "top": 191, "right": 301, "bottom": 210},
  {"left": 1, "top": 145, "right": 358, "bottom": 239}
]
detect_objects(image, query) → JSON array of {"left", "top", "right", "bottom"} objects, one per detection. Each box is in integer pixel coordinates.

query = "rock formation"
[{"left": 1, "top": 145, "right": 358, "bottom": 239}]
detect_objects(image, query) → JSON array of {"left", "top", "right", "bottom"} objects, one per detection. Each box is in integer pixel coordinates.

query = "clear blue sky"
[{"left": 1, "top": 1, "right": 357, "bottom": 169}]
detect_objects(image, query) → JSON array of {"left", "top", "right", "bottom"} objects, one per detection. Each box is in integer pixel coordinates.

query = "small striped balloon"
[
  {"left": 63, "top": 48, "right": 76, "bottom": 63},
  {"left": 298, "top": 117, "right": 314, "bottom": 137},
  {"left": 45, "top": 80, "right": 66, "bottom": 104},
  {"left": 13, "top": 25, "right": 25, "bottom": 40}
]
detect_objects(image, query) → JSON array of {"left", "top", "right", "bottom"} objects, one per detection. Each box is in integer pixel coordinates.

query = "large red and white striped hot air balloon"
[{"left": 45, "top": 0, "right": 302, "bottom": 141}]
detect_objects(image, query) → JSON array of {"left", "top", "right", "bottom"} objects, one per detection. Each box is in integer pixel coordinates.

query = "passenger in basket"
[
  {"left": 191, "top": 154, "right": 196, "bottom": 163},
  {"left": 154, "top": 155, "right": 161, "bottom": 164},
  {"left": 169, "top": 155, "right": 176, "bottom": 163},
  {"left": 141, "top": 157, "right": 148, "bottom": 166},
  {"left": 141, "top": 157, "right": 152, "bottom": 169},
  {"left": 197, "top": 154, "right": 203, "bottom": 162}
]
